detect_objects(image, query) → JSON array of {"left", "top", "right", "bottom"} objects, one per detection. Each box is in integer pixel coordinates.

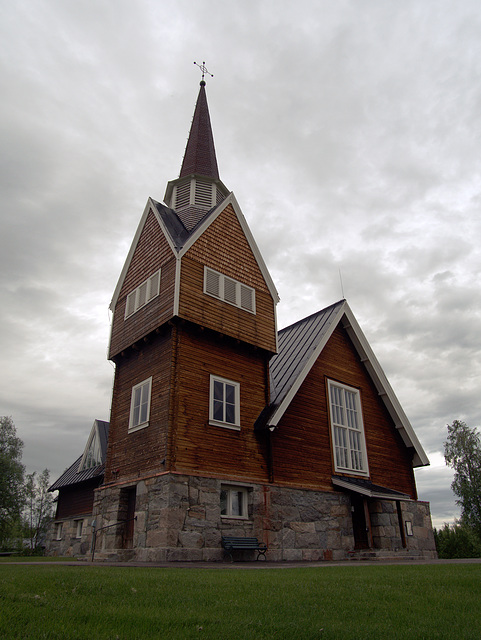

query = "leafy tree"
[
  {"left": 0, "top": 416, "right": 25, "bottom": 547},
  {"left": 434, "top": 522, "right": 481, "bottom": 559},
  {"left": 444, "top": 420, "right": 481, "bottom": 537},
  {"left": 23, "top": 469, "right": 55, "bottom": 551}
]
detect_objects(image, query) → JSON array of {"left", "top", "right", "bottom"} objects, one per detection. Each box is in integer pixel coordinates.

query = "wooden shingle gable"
[
  {"left": 259, "top": 300, "right": 429, "bottom": 468},
  {"left": 177, "top": 192, "right": 279, "bottom": 305}
]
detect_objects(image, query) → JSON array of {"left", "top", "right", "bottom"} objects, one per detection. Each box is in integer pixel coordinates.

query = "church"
[{"left": 47, "top": 75, "right": 437, "bottom": 562}]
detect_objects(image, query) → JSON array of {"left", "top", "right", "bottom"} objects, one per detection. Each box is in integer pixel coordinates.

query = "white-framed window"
[
  {"left": 209, "top": 375, "right": 240, "bottom": 430},
  {"left": 55, "top": 522, "right": 63, "bottom": 540},
  {"left": 204, "top": 267, "right": 256, "bottom": 314},
  {"left": 328, "top": 380, "right": 369, "bottom": 476},
  {"left": 220, "top": 485, "right": 248, "bottom": 519},
  {"left": 75, "top": 519, "right": 83, "bottom": 539},
  {"left": 129, "top": 377, "right": 152, "bottom": 432},
  {"left": 125, "top": 269, "right": 161, "bottom": 319}
]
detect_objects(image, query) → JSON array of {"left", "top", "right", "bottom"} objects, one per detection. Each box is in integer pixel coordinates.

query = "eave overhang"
[{"left": 332, "top": 475, "right": 412, "bottom": 501}]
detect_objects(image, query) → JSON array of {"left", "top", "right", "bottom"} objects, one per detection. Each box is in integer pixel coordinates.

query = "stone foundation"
[
  {"left": 73, "top": 473, "right": 437, "bottom": 562},
  {"left": 45, "top": 516, "right": 91, "bottom": 557}
]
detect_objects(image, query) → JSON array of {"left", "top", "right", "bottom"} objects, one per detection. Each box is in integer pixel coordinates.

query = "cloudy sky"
[{"left": 2, "top": 0, "right": 481, "bottom": 528}]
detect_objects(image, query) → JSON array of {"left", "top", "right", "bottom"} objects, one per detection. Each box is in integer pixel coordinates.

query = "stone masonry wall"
[{"left": 87, "top": 473, "right": 436, "bottom": 562}]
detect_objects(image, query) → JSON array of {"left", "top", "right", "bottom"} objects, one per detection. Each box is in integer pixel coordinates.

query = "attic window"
[
  {"left": 204, "top": 267, "right": 256, "bottom": 314},
  {"left": 78, "top": 429, "right": 102, "bottom": 472},
  {"left": 125, "top": 269, "right": 161, "bottom": 319},
  {"left": 328, "top": 380, "right": 369, "bottom": 476}
]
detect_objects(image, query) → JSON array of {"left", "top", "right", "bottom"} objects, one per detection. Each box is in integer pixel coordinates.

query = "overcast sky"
[{"left": 2, "top": 0, "right": 481, "bottom": 528}]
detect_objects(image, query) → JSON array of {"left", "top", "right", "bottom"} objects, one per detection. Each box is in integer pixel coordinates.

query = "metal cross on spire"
[{"left": 194, "top": 61, "right": 213, "bottom": 84}]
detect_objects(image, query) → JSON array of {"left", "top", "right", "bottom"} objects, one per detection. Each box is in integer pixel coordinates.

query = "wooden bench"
[{"left": 221, "top": 536, "right": 267, "bottom": 562}]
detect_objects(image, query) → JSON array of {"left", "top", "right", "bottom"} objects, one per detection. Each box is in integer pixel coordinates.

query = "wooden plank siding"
[
  {"left": 104, "top": 327, "right": 173, "bottom": 483},
  {"left": 179, "top": 204, "right": 277, "bottom": 354},
  {"left": 109, "top": 209, "right": 176, "bottom": 358},
  {"left": 56, "top": 480, "right": 100, "bottom": 519},
  {"left": 271, "top": 325, "right": 417, "bottom": 498},
  {"left": 171, "top": 326, "right": 271, "bottom": 483}
]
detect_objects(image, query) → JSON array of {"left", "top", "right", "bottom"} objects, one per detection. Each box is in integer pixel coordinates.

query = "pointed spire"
[{"left": 179, "top": 81, "right": 220, "bottom": 180}]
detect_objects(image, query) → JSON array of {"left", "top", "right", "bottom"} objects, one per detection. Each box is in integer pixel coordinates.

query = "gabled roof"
[
  {"left": 110, "top": 193, "right": 279, "bottom": 312},
  {"left": 257, "top": 300, "right": 429, "bottom": 468},
  {"left": 179, "top": 81, "right": 219, "bottom": 180},
  {"left": 332, "top": 476, "right": 412, "bottom": 501},
  {"left": 49, "top": 420, "right": 109, "bottom": 491}
]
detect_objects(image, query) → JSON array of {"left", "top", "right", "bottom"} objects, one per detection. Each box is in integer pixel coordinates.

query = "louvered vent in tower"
[
  {"left": 175, "top": 182, "right": 191, "bottom": 210},
  {"left": 195, "top": 180, "right": 213, "bottom": 208}
]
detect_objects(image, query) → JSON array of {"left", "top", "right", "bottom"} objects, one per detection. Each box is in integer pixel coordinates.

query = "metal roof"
[
  {"left": 270, "top": 300, "right": 345, "bottom": 409},
  {"left": 49, "top": 420, "right": 109, "bottom": 491}
]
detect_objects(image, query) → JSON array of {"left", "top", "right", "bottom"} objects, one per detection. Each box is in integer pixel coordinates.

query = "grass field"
[{"left": 1, "top": 563, "right": 480, "bottom": 639}]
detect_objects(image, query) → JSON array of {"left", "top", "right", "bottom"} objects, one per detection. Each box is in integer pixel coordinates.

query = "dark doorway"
[
  {"left": 351, "top": 494, "right": 371, "bottom": 549},
  {"left": 119, "top": 487, "right": 136, "bottom": 549}
]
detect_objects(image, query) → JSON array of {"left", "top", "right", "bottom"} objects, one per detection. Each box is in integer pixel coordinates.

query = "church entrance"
[
  {"left": 119, "top": 487, "right": 136, "bottom": 549},
  {"left": 351, "top": 494, "right": 371, "bottom": 549}
]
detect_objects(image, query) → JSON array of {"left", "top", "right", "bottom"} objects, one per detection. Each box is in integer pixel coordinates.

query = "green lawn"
[{"left": 0, "top": 563, "right": 479, "bottom": 639}]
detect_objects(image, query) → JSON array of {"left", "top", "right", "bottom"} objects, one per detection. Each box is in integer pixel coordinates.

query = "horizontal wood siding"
[
  {"left": 109, "top": 209, "right": 176, "bottom": 358},
  {"left": 56, "top": 480, "right": 100, "bottom": 518},
  {"left": 179, "top": 204, "right": 276, "bottom": 353},
  {"left": 104, "top": 328, "right": 173, "bottom": 483},
  {"left": 171, "top": 327, "right": 270, "bottom": 483},
  {"left": 272, "top": 325, "right": 417, "bottom": 497}
]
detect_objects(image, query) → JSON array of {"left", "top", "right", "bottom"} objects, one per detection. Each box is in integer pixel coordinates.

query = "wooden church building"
[{"left": 47, "top": 78, "right": 436, "bottom": 561}]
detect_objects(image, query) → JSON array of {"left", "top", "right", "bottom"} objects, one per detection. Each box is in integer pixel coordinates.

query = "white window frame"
[
  {"left": 327, "top": 380, "right": 369, "bottom": 477},
  {"left": 220, "top": 485, "right": 248, "bottom": 519},
  {"left": 209, "top": 375, "right": 241, "bottom": 430},
  {"left": 125, "top": 269, "right": 161, "bottom": 319},
  {"left": 128, "top": 377, "right": 152, "bottom": 433},
  {"left": 204, "top": 267, "right": 256, "bottom": 314},
  {"left": 75, "top": 519, "right": 83, "bottom": 539},
  {"left": 55, "top": 522, "right": 63, "bottom": 540},
  {"left": 78, "top": 429, "right": 102, "bottom": 472}
]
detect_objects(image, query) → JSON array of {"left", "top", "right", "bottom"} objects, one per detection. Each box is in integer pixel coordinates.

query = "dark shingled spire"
[{"left": 179, "top": 81, "right": 220, "bottom": 180}]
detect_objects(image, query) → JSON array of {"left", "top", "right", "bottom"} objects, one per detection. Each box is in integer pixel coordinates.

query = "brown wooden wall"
[
  {"left": 56, "top": 479, "right": 101, "bottom": 519},
  {"left": 271, "top": 325, "right": 417, "bottom": 498},
  {"left": 179, "top": 204, "right": 277, "bottom": 353},
  {"left": 104, "top": 327, "right": 173, "bottom": 483},
  {"left": 109, "top": 209, "right": 176, "bottom": 358},
  {"left": 171, "top": 325, "right": 271, "bottom": 483}
]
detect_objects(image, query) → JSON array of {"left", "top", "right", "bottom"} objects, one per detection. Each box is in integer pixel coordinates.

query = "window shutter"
[
  {"left": 240, "top": 284, "right": 254, "bottom": 312},
  {"left": 126, "top": 291, "right": 136, "bottom": 318},
  {"left": 148, "top": 270, "right": 160, "bottom": 301},
  {"left": 224, "top": 277, "right": 237, "bottom": 305},
  {"left": 137, "top": 281, "right": 148, "bottom": 308},
  {"left": 205, "top": 268, "right": 220, "bottom": 297}
]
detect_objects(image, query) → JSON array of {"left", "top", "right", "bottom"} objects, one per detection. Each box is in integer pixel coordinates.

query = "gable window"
[
  {"left": 78, "top": 430, "right": 102, "bottom": 472},
  {"left": 220, "top": 485, "right": 248, "bottom": 518},
  {"left": 125, "top": 269, "right": 161, "bottom": 319},
  {"left": 204, "top": 267, "right": 255, "bottom": 314},
  {"left": 129, "top": 377, "right": 152, "bottom": 432},
  {"left": 328, "top": 380, "right": 368, "bottom": 476},
  {"left": 209, "top": 375, "right": 240, "bottom": 430}
]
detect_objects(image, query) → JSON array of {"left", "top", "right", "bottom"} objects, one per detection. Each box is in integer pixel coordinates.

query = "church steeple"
[
  {"left": 179, "top": 81, "right": 219, "bottom": 180},
  {"left": 164, "top": 78, "right": 229, "bottom": 231}
]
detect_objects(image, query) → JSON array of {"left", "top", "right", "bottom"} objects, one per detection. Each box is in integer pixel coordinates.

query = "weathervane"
[{"left": 194, "top": 61, "right": 213, "bottom": 83}]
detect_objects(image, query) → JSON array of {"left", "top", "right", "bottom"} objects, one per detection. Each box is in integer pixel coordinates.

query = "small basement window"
[
  {"left": 75, "top": 519, "right": 83, "bottom": 539},
  {"left": 220, "top": 485, "right": 248, "bottom": 519}
]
